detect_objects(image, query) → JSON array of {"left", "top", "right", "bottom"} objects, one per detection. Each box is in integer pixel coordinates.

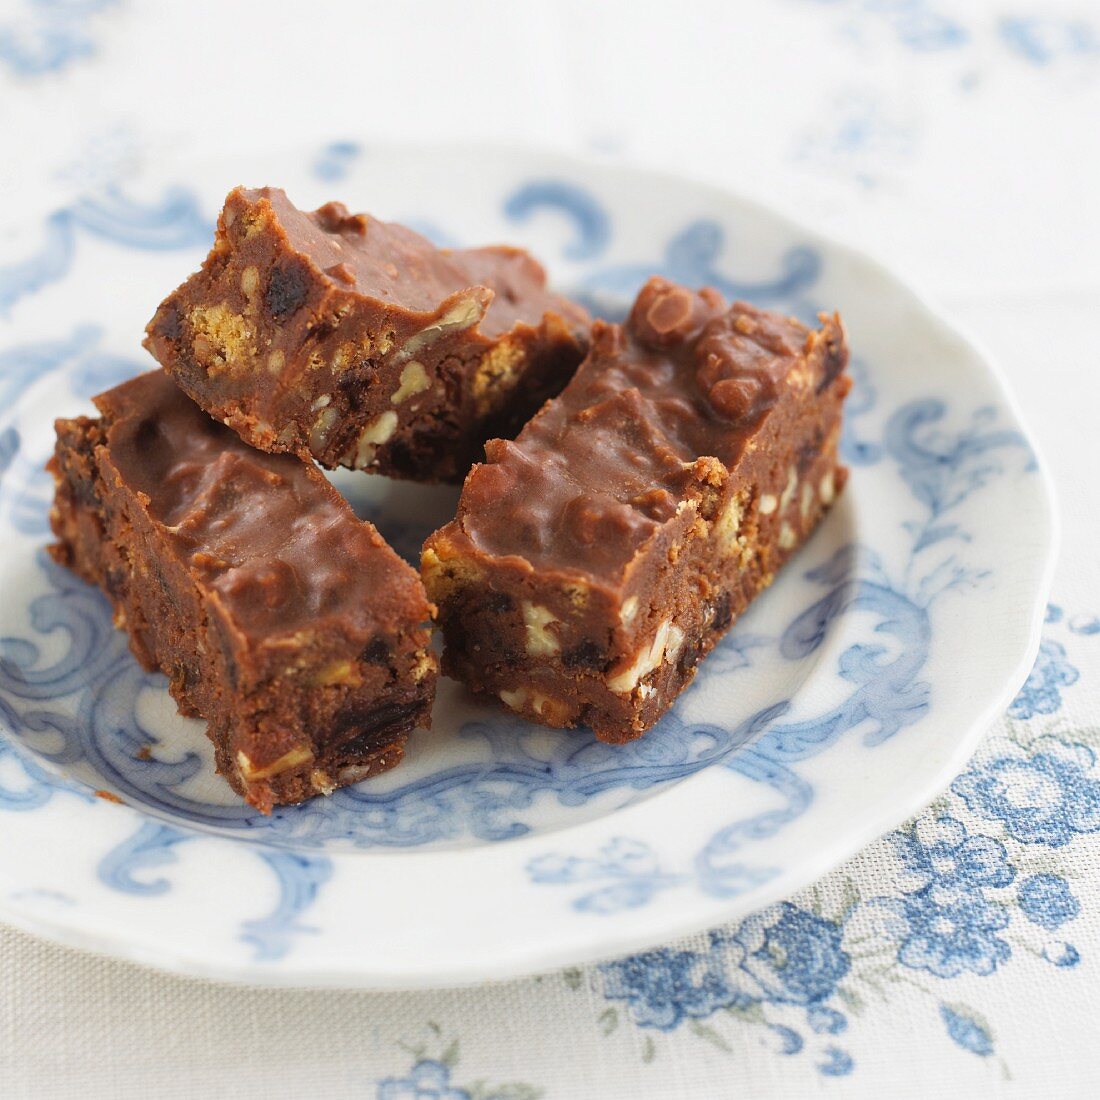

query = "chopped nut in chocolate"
[
  {"left": 48, "top": 369, "right": 436, "bottom": 812},
  {"left": 144, "top": 187, "right": 591, "bottom": 483},
  {"left": 423, "top": 277, "right": 851, "bottom": 742}
]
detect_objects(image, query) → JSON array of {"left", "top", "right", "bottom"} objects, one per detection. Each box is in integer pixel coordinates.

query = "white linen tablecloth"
[{"left": 2, "top": 1, "right": 1098, "bottom": 1095}]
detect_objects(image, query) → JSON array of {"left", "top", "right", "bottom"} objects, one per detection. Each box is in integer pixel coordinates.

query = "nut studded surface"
[
  {"left": 423, "top": 277, "right": 851, "bottom": 741},
  {"left": 48, "top": 369, "right": 435, "bottom": 812},
  {"left": 145, "top": 187, "right": 590, "bottom": 483}
]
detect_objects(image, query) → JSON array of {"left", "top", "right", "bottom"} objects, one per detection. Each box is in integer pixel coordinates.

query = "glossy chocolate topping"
[
  {"left": 249, "top": 187, "right": 582, "bottom": 340},
  {"left": 456, "top": 277, "right": 848, "bottom": 581},
  {"left": 95, "top": 370, "right": 427, "bottom": 640}
]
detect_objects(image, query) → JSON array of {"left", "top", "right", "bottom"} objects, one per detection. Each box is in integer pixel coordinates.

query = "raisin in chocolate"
[{"left": 265, "top": 260, "right": 310, "bottom": 318}]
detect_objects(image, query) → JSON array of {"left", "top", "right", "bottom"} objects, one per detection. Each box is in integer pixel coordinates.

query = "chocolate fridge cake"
[
  {"left": 144, "top": 187, "right": 590, "bottom": 482},
  {"left": 422, "top": 277, "right": 851, "bottom": 742},
  {"left": 49, "top": 369, "right": 436, "bottom": 812}
]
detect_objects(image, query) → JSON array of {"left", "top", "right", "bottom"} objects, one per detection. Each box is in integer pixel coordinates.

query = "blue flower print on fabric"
[
  {"left": 1008, "top": 639, "right": 1079, "bottom": 719},
  {"left": 1043, "top": 941, "right": 1080, "bottom": 969},
  {"left": 597, "top": 905, "right": 855, "bottom": 1074},
  {"left": 998, "top": 16, "right": 1099, "bottom": 67},
  {"left": 376, "top": 1059, "right": 469, "bottom": 1100},
  {"left": 370, "top": 1035, "right": 542, "bottom": 1098},
  {"left": 888, "top": 5, "right": 969, "bottom": 53},
  {"left": 804, "top": 0, "right": 968, "bottom": 54},
  {"left": 940, "top": 1004, "right": 994, "bottom": 1057},
  {"left": 732, "top": 903, "right": 851, "bottom": 1006},
  {"left": 599, "top": 944, "right": 749, "bottom": 1031},
  {"left": 818, "top": 1046, "right": 855, "bottom": 1075},
  {"left": 952, "top": 736, "right": 1100, "bottom": 848},
  {"left": 891, "top": 882, "right": 1010, "bottom": 978},
  {"left": 891, "top": 816, "right": 1015, "bottom": 896},
  {"left": 1017, "top": 873, "right": 1080, "bottom": 932},
  {"left": 600, "top": 903, "right": 850, "bottom": 1028},
  {"left": 1070, "top": 614, "right": 1100, "bottom": 636},
  {"left": 873, "top": 819, "right": 1013, "bottom": 979},
  {"left": 807, "top": 1005, "right": 847, "bottom": 1035}
]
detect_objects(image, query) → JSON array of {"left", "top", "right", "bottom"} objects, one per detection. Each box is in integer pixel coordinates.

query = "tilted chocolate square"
[{"left": 144, "top": 187, "right": 590, "bottom": 482}]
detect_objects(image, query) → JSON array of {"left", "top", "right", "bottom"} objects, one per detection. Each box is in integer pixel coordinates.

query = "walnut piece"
[
  {"left": 394, "top": 294, "right": 488, "bottom": 363},
  {"left": 237, "top": 746, "right": 314, "bottom": 782},
  {"left": 522, "top": 601, "right": 561, "bottom": 656},
  {"left": 608, "top": 619, "right": 675, "bottom": 694},
  {"left": 391, "top": 361, "right": 431, "bottom": 405}
]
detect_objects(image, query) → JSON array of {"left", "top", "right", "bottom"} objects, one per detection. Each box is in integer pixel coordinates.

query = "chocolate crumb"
[{"left": 326, "top": 262, "right": 357, "bottom": 285}]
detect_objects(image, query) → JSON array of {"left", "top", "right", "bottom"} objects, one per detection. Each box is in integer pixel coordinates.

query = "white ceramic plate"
[{"left": 0, "top": 144, "right": 1056, "bottom": 987}]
